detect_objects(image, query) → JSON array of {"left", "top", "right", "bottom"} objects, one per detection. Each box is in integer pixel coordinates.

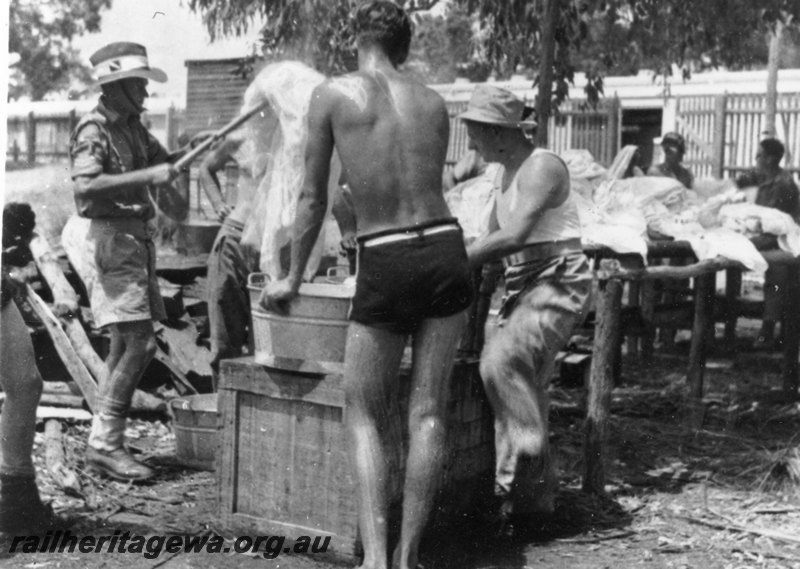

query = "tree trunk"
[
  {"left": 764, "top": 20, "right": 783, "bottom": 138},
  {"left": 535, "top": 0, "right": 560, "bottom": 148}
]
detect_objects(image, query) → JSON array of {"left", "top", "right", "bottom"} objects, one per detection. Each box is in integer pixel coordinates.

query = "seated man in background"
[
  {"left": 647, "top": 132, "right": 694, "bottom": 348},
  {"left": 648, "top": 131, "right": 694, "bottom": 189},
  {"left": 736, "top": 137, "right": 800, "bottom": 349}
]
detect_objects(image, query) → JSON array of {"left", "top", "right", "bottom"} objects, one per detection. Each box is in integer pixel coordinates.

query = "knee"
[
  {"left": 409, "top": 411, "right": 446, "bottom": 439},
  {"left": 408, "top": 397, "right": 447, "bottom": 436},
  {"left": 514, "top": 427, "right": 548, "bottom": 458}
]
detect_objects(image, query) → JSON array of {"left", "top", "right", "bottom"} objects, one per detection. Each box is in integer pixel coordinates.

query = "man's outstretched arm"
[
  {"left": 198, "top": 136, "right": 242, "bottom": 221},
  {"left": 260, "top": 84, "right": 335, "bottom": 311}
]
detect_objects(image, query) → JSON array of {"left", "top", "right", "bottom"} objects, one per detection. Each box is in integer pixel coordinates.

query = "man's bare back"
[
  {"left": 318, "top": 68, "right": 452, "bottom": 234},
  {"left": 261, "top": 5, "right": 473, "bottom": 569}
]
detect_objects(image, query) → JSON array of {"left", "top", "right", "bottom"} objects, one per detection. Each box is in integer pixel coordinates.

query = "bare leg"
[
  {"left": 0, "top": 301, "right": 43, "bottom": 476},
  {"left": 344, "top": 322, "right": 407, "bottom": 569},
  {"left": 0, "top": 300, "right": 55, "bottom": 533},
  {"left": 396, "top": 311, "right": 466, "bottom": 569}
]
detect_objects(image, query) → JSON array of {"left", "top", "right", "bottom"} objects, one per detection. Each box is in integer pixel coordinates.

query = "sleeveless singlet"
[{"left": 494, "top": 148, "right": 582, "bottom": 245}]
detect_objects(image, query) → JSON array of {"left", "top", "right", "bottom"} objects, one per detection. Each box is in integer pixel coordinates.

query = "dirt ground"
[
  {"left": 3, "top": 163, "right": 800, "bottom": 568},
  {"left": 0, "top": 342, "right": 796, "bottom": 569}
]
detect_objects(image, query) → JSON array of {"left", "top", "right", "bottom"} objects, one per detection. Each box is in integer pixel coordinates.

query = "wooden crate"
[{"left": 217, "top": 355, "right": 493, "bottom": 562}]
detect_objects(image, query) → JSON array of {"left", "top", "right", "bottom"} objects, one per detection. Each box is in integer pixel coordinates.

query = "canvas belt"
[
  {"left": 360, "top": 223, "right": 461, "bottom": 248},
  {"left": 504, "top": 238, "right": 583, "bottom": 267}
]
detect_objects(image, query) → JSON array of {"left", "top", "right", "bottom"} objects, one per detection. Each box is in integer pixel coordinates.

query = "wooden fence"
[
  {"left": 6, "top": 106, "right": 184, "bottom": 164},
  {"left": 445, "top": 96, "right": 621, "bottom": 169},
  {"left": 676, "top": 92, "right": 800, "bottom": 179}
]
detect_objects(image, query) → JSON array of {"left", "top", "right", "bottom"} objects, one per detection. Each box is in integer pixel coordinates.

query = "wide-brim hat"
[
  {"left": 90, "top": 42, "right": 167, "bottom": 85},
  {"left": 458, "top": 84, "right": 537, "bottom": 129}
]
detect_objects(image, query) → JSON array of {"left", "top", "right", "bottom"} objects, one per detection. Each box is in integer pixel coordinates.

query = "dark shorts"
[{"left": 350, "top": 218, "right": 474, "bottom": 335}]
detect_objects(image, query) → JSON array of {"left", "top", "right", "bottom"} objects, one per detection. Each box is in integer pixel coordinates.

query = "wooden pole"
[
  {"left": 535, "top": 0, "right": 560, "bottom": 148},
  {"left": 687, "top": 274, "right": 715, "bottom": 428},
  {"left": 712, "top": 94, "right": 727, "bottom": 179},
  {"left": 166, "top": 104, "right": 177, "bottom": 150},
  {"left": 606, "top": 96, "right": 621, "bottom": 166},
  {"left": 583, "top": 278, "right": 622, "bottom": 495},
  {"left": 26, "top": 111, "right": 36, "bottom": 165},
  {"left": 44, "top": 420, "right": 81, "bottom": 495},
  {"left": 724, "top": 268, "right": 741, "bottom": 344},
  {"left": 764, "top": 21, "right": 783, "bottom": 138},
  {"left": 640, "top": 280, "right": 657, "bottom": 361},
  {"left": 625, "top": 281, "right": 641, "bottom": 358},
  {"left": 28, "top": 233, "right": 79, "bottom": 316},
  {"left": 26, "top": 285, "right": 98, "bottom": 412},
  {"left": 782, "top": 264, "right": 800, "bottom": 400}
]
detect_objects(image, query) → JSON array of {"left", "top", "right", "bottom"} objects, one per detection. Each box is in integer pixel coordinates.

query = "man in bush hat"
[
  {"left": 461, "top": 84, "right": 592, "bottom": 537},
  {"left": 68, "top": 42, "right": 199, "bottom": 482},
  {"left": 648, "top": 131, "right": 694, "bottom": 189}
]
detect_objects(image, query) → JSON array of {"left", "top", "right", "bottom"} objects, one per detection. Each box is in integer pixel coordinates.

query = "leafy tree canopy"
[
  {"left": 9, "top": 0, "right": 112, "bottom": 101},
  {"left": 456, "top": 0, "right": 800, "bottom": 108},
  {"left": 187, "top": 0, "right": 800, "bottom": 144}
]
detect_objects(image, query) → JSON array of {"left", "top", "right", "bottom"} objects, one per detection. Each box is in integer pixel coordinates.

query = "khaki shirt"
[{"left": 69, "top": 98, "right": 169, "bottom": 220}]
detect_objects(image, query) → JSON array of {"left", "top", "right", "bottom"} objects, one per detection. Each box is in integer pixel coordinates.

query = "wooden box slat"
[{"left": 217, "top": 356, "right": 493, "bottom": 562}]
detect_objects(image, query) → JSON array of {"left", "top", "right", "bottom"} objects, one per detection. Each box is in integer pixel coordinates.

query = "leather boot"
[
  {"left": 0, "top": 474, "right": 60, "bottom": 534},
  {"left": 85, "top": 447, "right": 155, "bottom": 482}
]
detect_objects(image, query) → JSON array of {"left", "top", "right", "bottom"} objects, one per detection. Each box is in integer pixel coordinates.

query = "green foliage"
[
  {"left": 406, "top": 6, "right": 483, "bottom": 83},
  {"left": 455, "top": 0, "right": 800, "bottom": 108},
  {"left": 8, "top": 0, "right": 111, "bottom": 101},
  {"left": 187, "top": 0, "right": 449, "bottom": 77},
  {"left": 186, "top": 0, "right": 800, "bottom": 144}
]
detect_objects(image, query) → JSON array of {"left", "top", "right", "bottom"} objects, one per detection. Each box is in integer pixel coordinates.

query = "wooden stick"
[
  {"left": 687, "top": 273, "right": 715, "bottom": 429},
  {"left": 681, "top": 513, "right": 800, "bottom": 546},
  {"left": 0, "top": 392, "right": 84, "bottom": 409},
  {"left": 36, "top": 406, "right": 92, "bottom": 422},
  {"left": 583, "top": 278, "right": 623, "bottom": 495},
  {"left": 723, "top": 268, "right": 741, "bottom": 344},
  {"left": 29, "top": 233, "right": 79, "bottom": 316},
  {"left": 597, "top": 257, "right": 742, "bottom": 281},
  {"left": 30, "top": 242, "right": 166, "bottom": 413},
  {"left": 173, "top": 102, "right": 270, "bottom": 171},
  {"left": 44, "top": 419, "right": 82, "bottom": 496},
  {"left": 782, "top": 264, "right": 800, "bottom": 399},
  {"left": 26, "top": 285, "right": 97, "bottom": 412},
  {"left": 153, "top": 348, "right": 199, "bottom": 395}
]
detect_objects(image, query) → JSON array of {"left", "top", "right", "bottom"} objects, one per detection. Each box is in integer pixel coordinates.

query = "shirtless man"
[{"left": 260, "top": 3, "right": 473, "bottom": 568}]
